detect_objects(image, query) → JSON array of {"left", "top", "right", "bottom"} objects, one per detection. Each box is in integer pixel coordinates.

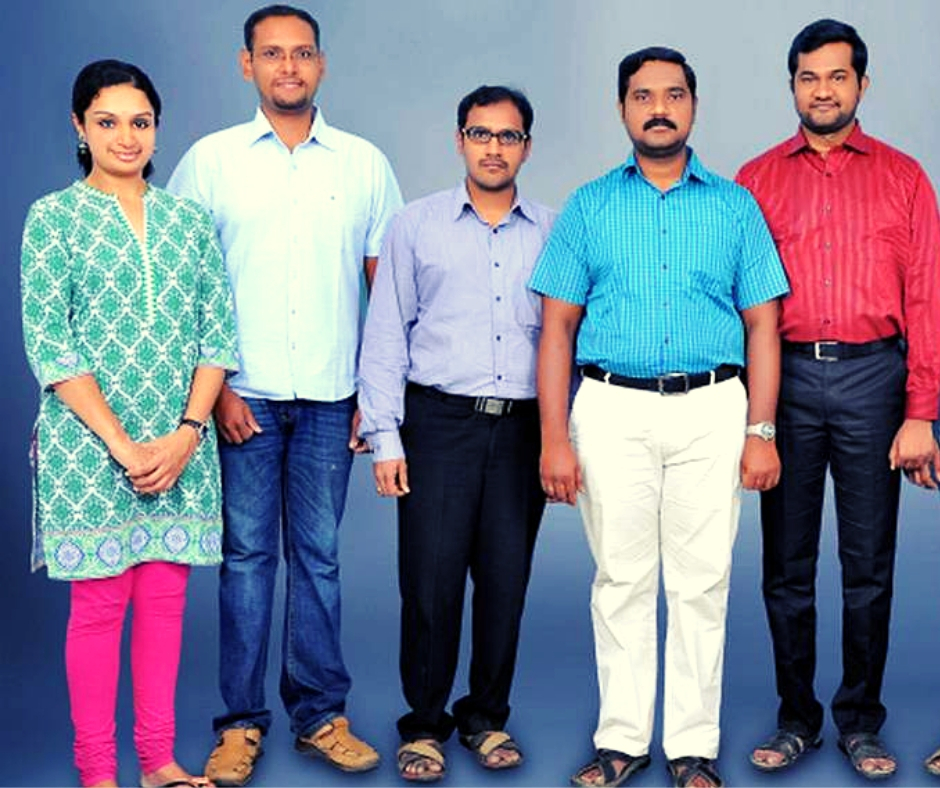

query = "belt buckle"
[
  {"left": 657, "top": 372, "right": 689, "bottom": 396},
  {"left": 475, "top": 396, "right": 510, "bottom": 416},
  {"left": 813, "top": 341, "right": 839, "bottom": 361}
]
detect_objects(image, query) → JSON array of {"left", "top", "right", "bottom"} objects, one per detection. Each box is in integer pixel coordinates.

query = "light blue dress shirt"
[
  {"left": 529, "top": 151, "right": 789, "bottom": 377},
  {"left": 167, "top": 108, "right": 403, "bottom": 401},
  {"left": 358, "top": 184, "right": 556, "bottom": 461}
]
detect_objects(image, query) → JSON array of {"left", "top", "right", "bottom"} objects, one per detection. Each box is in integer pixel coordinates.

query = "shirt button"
[
  {"left": 823, "top": 319, "right": 831, "bottom": 325},
  {"left": 496, "top": 335, "right": 502, "bottom": 341},
  {"left": 497, "top": 374, "right": 503, "bottom": 380},
  {"left": 496, "top": 296, "right": 502, "bottom": 302},
  {"left": 824, "top": 279, "right": 831, "bottom": 286},
  {"left": 824, "top": 204, "right": 832, "bottom": 213},
  {"left": 494, "top": 261, "right": 500, "bottom": 267},
  {"left": 492, "top": 228, "right": 498, "bottom": 234},
  {"left": 824, "top": 242, "right": 831, "bottom": 250}
]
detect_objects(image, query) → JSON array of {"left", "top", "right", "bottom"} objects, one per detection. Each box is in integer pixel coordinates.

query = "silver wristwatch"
[{"left": 746, "top": 421, "right": 776, "bottom": 441}]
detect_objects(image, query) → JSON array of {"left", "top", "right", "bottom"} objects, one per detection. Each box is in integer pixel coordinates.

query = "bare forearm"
[
  {"left": 538, "top": 318, "right": 577, "bottom": 446},
  {"left": 183, "top": 366, "right": 227, "bottom": 424},
  {"left": 53, "top": 374, "right": 131, "bottom": 454},
  {"left": 743, "top": 302, "right": 781, "bottom": 424}
]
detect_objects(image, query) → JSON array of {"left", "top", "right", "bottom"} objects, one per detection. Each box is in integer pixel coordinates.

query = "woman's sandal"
[
  {"left": 459, "top": 730, "right": 523, "bottom": 770},
  {"left": 570, "top": 749, "right": 651, "bottom": 786},
  {"left": 397, "top": 739, "right": 446, "bottom": 783}
]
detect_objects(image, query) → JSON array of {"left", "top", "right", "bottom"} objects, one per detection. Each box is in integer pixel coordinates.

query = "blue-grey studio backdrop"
[{"left": 3, "top": 1, "right": 940, "bottom": 786}]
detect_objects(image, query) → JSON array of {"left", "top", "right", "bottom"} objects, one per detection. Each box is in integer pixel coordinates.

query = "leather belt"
[
  {"left": 406, "top": 382, "right": 536, "bottom": 416},
  {"left": 580, "top": 364, "right": 742, "bottom": 395},
  {"left": 782, "top": 335, "right": 901, "bottom": 362}
]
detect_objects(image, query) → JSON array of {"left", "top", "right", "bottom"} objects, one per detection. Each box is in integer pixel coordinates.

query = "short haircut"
[
  {"left": 617, "top": 46, "right": 697, "bottom": 103},
  {"left": 243, "top": 4, "right": 320, "bottom": 51},
  {"left": 72, "top": 59, "right": 161, "bottom": 179},
  {"left": 788, "top": 18, "right": 868, "bottom": 84},
  {"left": 457, "top": 85, "right": 534, "bottom": 135}
]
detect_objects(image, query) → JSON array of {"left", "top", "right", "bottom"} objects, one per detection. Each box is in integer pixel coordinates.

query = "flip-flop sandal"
[
  {"left": 838, "top": 733, "right": 897, "bottom": 780},
  {"left": 750, "top": 729, "right": 822, "bottom": 771},
  {"left": 571, "top": 749, "right": 651, "bottom": 786},
  {"left": 459, "top": 730, "right": 523, "bottom": 770},
  {"left": 397, "top": 739, "right": 445, "bottom": 783},
  {"left": 668, "top": 756, "right": 723, "bottom": 788}
]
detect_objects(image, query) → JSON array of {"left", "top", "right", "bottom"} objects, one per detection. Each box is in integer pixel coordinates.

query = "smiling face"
[
  {"left": 792, "top": 41, "right": 868, "bottom": 140},
  {"left": 619, "top": 59, "right": 696, "bottom": 161},
  {"left": 457, "top": 100, "right": 531, "bottom": 195},
  {"left": 72, "top": 82, "right": 156, "bottom": 184},
  {"left": 241, "top": 14, "right": 324, "bottom": 117}
]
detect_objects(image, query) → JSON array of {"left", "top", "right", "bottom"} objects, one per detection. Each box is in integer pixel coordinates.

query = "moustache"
[{"left": 643, "top": 118, "right": 677, "bottom": 131}]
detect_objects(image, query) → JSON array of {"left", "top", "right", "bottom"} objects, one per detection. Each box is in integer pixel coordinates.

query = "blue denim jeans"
[{"left": 213, "top": 397, "right": 355, "bottom": 737}]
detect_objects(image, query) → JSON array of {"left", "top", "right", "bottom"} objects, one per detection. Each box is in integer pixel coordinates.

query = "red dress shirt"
[{"left": 737, "top": 123, "right": 940, "bottom": 420}]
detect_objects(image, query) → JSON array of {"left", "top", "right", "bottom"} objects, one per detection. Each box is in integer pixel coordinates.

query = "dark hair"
[
  {"left": 788, "top": 18, "right": 867, "bottom": 84},
  {"left": 457, "top": 85, "right": 534, "bottom": 135},
  {"left": 617, "top": 46, "right": 697, "bottom": 103},
  {"left": 72, "top": 59, "right": 162, "bottom": 179},
  {"left": 244, "top": 4, "right": 320, "bottom": 51}
]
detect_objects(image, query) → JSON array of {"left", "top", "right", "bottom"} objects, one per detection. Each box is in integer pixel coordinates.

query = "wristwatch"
[
  {"left": 746, "top": 421, "right": 776, "bottom": 441},
  {"left": 179, "top": 417, "right": 208, "bottom": 441}
]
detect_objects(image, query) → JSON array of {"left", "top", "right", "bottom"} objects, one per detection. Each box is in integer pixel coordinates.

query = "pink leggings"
[{"left": 66, "top": 561, "right": 190, "bottom": 787}]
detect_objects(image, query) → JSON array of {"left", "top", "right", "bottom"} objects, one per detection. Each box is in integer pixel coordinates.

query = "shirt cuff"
[{"left": 368, "top": 430, "right": 405, "bottom": 462}]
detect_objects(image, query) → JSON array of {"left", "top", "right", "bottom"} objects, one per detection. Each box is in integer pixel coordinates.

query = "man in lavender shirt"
[{"left": 357, "top": 85, "right": 555, "bottom": 782}]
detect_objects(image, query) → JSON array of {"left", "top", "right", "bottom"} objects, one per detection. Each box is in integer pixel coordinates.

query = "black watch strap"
[{"left": 179, "top": 417, "right": 207, "bottom": 440}]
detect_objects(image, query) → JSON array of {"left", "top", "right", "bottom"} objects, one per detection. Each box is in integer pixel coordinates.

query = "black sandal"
[
  {"left": 570, "top": 749, "right": 651, "bottom": 786},
  {"left": 667, "top": 756, "right": 723, "bottom": 788},
  {"left": 750, "top": 728, "right": 822, "bottom": 771},
  {"left": 838, "top": 733, "right": 897, "bottom": 780},
  {"left": 459, "top": 730, "right": 523, "bottom": 769}
]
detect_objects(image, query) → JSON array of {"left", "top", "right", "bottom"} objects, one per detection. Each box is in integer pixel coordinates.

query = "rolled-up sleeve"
[{"left": 21, "top": 200, "right": 94, "bottom": 389}]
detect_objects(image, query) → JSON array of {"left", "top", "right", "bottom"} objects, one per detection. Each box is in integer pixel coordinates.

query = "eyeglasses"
[{"left": 461, "top": 126, "right": 529, "bottom": 146}]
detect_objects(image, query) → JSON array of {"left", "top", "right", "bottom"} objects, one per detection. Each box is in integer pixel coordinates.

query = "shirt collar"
[
  {"left": 782, "top": 121, "right": 872, "bottom": 157},
  {"left": 451, "top": 181, "right": 536, "bottom": 224},
  {"left": 622, "top": 147, "right": 714, "bottom": 187},
  {"left": 246, "top": 105, "right": 338, "bottom": 150}
]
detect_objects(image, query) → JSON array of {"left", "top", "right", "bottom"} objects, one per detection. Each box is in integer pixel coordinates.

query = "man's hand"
[
  {"left": 214, "top": 385, "right": 262, "bottom": 444},
  {"left": 540, "top": 439, "right": 583, "bottom": 505},
  {"left": 349, "top": 409, "right": 370, "bottom": 454},
  {"left": 124, "top": 429, "right": 200, "bottom": 494},
  {"left": 741, "top": 437, "right": 781, "bottom": 491},
  {"left": 891, "top": 418, "right": 940, "bottom": 489},
  {"left": 374, "top": 459, "right": 410, "bottom": 496}
]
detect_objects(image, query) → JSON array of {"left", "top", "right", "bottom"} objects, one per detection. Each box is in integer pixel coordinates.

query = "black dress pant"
[
  {"left": 396, "top": 385, "right": 545, "bottom": 743},
  {"left": 760, "top": 343, "right": 905, "bottom": 737}
]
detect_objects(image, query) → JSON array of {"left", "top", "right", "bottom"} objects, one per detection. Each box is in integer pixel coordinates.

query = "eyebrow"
[{"left": 89, "top": 110, "right": 155, "bottom": 117}]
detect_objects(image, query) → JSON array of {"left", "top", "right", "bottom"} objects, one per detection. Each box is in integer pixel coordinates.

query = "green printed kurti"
[{"left": 21, "top": 181, "right": 239, "bottom": 580}]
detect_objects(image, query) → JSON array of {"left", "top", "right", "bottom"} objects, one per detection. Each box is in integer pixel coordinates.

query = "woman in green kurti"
[{"left": 20, "top": 60, "right": 237, "bottom": 788}]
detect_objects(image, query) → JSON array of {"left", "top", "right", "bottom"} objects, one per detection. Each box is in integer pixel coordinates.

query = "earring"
[{"left": 77, "top": 136, "right": 89, "bottom": 155}]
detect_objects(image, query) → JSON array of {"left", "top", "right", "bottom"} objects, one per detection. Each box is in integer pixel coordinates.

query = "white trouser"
[{"left": 570, "top": 375, "right": 746, "bottom": 759}]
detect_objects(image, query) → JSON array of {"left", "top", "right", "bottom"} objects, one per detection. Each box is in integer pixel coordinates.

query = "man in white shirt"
[{"left": 167, "top": 5, "right": 402, "bottom": 784}]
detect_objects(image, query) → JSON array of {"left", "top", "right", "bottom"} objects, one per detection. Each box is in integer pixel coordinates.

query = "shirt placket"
[
  {"left": 489, "top": 219, "right": 509, "bottom": 395},
  {"left": 820, "top": 159, "right": 836, "bottom": 336},
  {"left": 656, "top": 191, "right": 674, "bottom": 372},
  {"left": 286, "top": 150, "right": 303, "bottom": 392}
]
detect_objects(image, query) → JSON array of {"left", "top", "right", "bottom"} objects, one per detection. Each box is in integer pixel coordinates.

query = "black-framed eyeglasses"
[{"left": 461, "top": 126, "right": 529, "bottom": 146}]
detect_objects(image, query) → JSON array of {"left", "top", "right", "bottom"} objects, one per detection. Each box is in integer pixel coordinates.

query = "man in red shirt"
[{"left": 737, "top": 17, "right": 940, "bottom": 781}]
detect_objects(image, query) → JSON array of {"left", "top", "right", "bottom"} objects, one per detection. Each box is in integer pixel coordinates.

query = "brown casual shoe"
[
  {"left": 295, "top": 716, "right": 380, "bottom": 773},
  {"left": 205, "top": 727, "right": 263, "bottom": 787}
]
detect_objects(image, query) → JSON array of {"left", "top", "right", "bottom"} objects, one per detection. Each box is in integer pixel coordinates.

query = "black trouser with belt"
[
  {"left": 396, "top": 383, "right": 545, "bottom": 742},
  {"left": 760, "top": 337, "right": 905, "bottom": 737}
]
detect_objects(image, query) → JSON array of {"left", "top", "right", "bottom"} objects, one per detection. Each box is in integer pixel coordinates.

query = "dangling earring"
[{"left": 77, "top": 136, "right": 89, "bottom": 155}]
